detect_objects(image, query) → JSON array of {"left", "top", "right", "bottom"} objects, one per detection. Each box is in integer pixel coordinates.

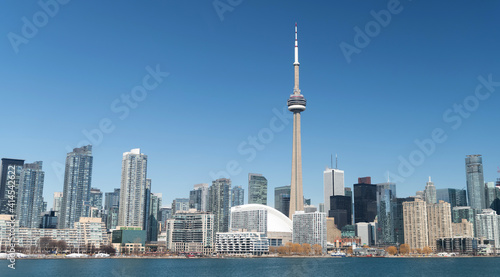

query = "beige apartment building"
[
  {"left": 427, "top": 200, "right": 452, "bottom": 251},
  {"left": 403, "top": 199, "right": 429, "bottom": 251}
]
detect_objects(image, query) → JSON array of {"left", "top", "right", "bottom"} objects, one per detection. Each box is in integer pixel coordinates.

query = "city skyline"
[{"left": 1, "top": 1, "right": 500, "bottom": 209}]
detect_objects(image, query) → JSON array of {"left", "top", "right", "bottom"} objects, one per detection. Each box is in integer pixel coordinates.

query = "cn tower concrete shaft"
[{"left": 288, "top": 23, "right": 306, "bottom": 219}]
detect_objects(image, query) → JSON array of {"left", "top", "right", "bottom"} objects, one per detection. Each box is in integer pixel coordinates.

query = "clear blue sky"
[{"left": 1, "top": 0, "right": 499, "bottom": 209}]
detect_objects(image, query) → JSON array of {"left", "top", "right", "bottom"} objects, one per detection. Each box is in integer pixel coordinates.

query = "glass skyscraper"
[
  {"left": 465, "top": 154, "right": 485, "bottom": 210},
  {"left": 248, "top": 173, "right": 267, "bottom": 205},
  {"left": 208, "top": 178, "right": 231, "bottom": 234},
  {"left": 104, "top": 188, "right": 120, "bottom": 230},
  {"left": 232, "top": 185, "right": 244, "bottom": 207},
  {"left": 436, "top": 188, "right": 467, "bottom": 211},
  {"left": 274, "top": 185, "right": 290, "bottom": 217},
  {"left": 59, "top": 145, "right": 93, "bottom": 229},
  {"left": 354, "top": 177, "right": 377, "bottom": 223},
  {"left": 148, "top": 192, "right": 162, "bottom": 241},
  {"left": 17, "top": 161, "right": 45, "bottom": 228},
  {"left": 376, "top": 182, "right": 397, "bottom": 245},
  {"left": 189, "top": 183, "right": 209, "bottom": 212}
]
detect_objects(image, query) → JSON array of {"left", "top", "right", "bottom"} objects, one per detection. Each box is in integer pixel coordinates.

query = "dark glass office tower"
[
  {"left": 274, "top": 185, "right": 291, "bottom": 217},
  {"left": 354, "top": 177, "right": 377, "bottom": 223},
  {"left": 376, "top": 182, "right": 397, "bottom": 245},
  {"left": 436, "top": 188, "right": 467, "bottom": 211},
  {"left": 328, "top": 195, "right": 352, "bottom": 229}
]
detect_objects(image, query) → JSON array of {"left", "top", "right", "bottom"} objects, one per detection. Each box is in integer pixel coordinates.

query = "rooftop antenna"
[
  {"left": 336, "top": 154, "right": 338, "bottom": 169},
  {"left": 331, "top": 154, "right": 333, "bottom": 169}
]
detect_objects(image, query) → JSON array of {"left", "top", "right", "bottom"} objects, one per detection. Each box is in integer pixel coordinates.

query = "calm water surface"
[{"left": 1, "top": 257, "right": 499, "bottom": 277}]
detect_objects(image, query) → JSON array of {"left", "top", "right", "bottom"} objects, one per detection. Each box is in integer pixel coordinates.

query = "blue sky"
[{"left": 1, "top": 0, "right": 499, "bottom": 209}]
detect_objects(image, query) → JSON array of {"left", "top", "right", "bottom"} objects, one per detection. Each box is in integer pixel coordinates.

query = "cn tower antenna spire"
[{"left": 294, "top": 23, "right": 299, "bottom": 66}]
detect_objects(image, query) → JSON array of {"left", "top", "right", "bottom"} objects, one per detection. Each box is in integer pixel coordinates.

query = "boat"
[
  {"left": 331, "top": 251, "right": 347, "bottom": 257},
  {"left": 66, "top": 253, "right": 89, "bottom": 258},
  {"left": 94, "top": 253, "right": 110, "bottom": 258}
]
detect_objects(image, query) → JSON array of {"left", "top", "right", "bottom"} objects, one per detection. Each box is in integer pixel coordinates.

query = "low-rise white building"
[
  {"left": 216, "top": 232, "right": 269, "bottom": 255},
  {"left": 0, "top": 215, "right": 109, "bottom": 252}
]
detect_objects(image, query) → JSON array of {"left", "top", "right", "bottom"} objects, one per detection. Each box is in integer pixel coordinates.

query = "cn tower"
[{"left": 288, "top": 23, "right": 306, "bottom": 219}]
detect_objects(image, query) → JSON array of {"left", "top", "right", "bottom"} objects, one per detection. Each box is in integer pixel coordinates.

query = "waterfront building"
[
  {"left": 292, "top": 211, "right": 327, "bottom": 252},
  {"left": 376, "top": 182, "right": 397, "bottom": 245},
  {"left": 209, "top": 178, "right": 232, "bottom": 234},
  {"left": 424, "top": 177, "right": 437, "bottom": 204},
  {"left": 248, "top": 173, "right": 267, "bottom": 205},
  {"left": 274, "top": 185, "right": 290, "bottom": 217},
  {"left": 0, "top": 215, "right": 109, "bottom": 251},
  {"left": 216, "top": 232, "right": 269, "bottom": 256},
  {"left": 232, "top": 186, "right": 244, "bottom": 207},
  {"left": 0, "top": 158, "right": 24, "bottom": 215},
  {"left": 112, "top": 226, "right": 147, "bottom": 254},
  {"left": 230, "top": 204, "right": 292, "bottom": 247},
  {"left": 287, "top": 24, "right": 307, "bottom": 219},
  {"left": 436, "top": 237, "right": 477, "bottom": 255},
  {"left": 475, "top": 209, "right": 500, "bottom": 253},
  {"left": 59, "top": 145, "right": 93, "bottom": 229},
  {"left": 466, "top": 154, "right": 486, "bottom": 210},
  {"left": 427, "top": 200, "right": 453, "bottom": 251},
  {"left": 403, "top": 199, "right": 429, "bottom": 250},
  {"left": 166, "top": 211, "right": 214, "bottom": 255},
  {"left": 189, "top": 183, "right": 209, "bottom": 212},
  {"left": 118, "top": 148, "right": 148, "bottom": 229},
  {"left": 16, "top": 161, "right": 44, "bottom": 228},
  {"left": 354, "top": 177, "right": 377, "bottom": 223},
  {"left": 323, "top": 167, "right": 344, "bottom": 213}
]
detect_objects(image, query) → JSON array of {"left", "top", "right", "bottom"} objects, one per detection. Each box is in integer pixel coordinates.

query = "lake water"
[{"left": 1, "top": 257, "right": 499, "bottom": 276}]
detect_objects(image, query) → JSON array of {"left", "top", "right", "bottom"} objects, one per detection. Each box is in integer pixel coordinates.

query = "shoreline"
[{"left": 9, "top": 255, "right": 500, "bottom": 260}]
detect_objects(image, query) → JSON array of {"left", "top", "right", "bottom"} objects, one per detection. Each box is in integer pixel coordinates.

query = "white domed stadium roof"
[{"left": 231, "top": 204, "right": 292, "bottom": 233}]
